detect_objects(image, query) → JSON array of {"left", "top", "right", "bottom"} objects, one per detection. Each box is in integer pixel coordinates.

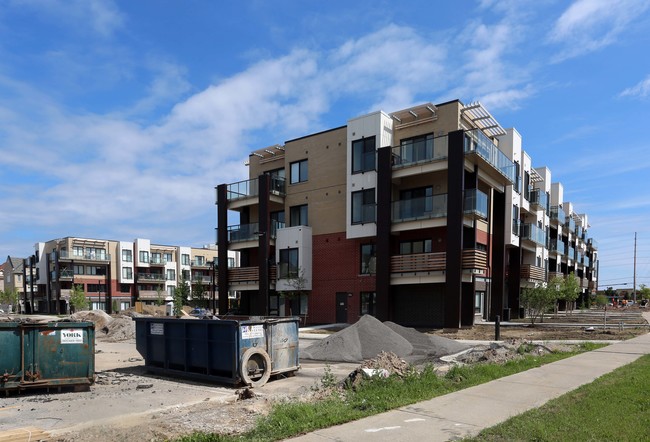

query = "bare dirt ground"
[{"left": 1, "top": 307, "right": 647, "bottom": 442}]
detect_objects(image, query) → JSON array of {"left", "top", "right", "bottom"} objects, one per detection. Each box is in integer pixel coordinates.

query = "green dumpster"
[{"left": 0, "top": 320, "right": 95, "bottom": 393}]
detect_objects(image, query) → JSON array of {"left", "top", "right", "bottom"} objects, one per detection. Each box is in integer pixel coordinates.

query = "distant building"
[
  {"left": 215, "top": 99, "right": 599, "bottom": 328},
  {"left": 20, "top": 237, "right": 237, "bottom": 314}
]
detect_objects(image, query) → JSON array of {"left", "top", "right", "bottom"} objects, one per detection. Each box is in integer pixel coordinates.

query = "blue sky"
[{"left": 1, "top": 0, "right": 649, "bottom": 290}]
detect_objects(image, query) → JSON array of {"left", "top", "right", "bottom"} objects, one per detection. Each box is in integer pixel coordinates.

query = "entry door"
[{"left": 335, "top": 292, "right": 348, "bottom": 323}]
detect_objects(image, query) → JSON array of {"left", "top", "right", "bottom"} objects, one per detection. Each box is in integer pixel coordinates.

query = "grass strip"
[
  {"left": 177, "top": 343, "right": 604, "bottom": 442},
  {"left": 465, "top": 353, "right": 650, "bottom": 441}
]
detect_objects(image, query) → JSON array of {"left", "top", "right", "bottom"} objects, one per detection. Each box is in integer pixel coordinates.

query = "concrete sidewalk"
[{"left": 290, "top": 318, "right": 650, "bottom": 441}]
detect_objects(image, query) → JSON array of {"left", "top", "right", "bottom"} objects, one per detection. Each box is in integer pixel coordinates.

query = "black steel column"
[
  {"left": 257, "top": 174, "right": 271, "bottom": 316},
  {"left": 508, "top": 247, "right": 522, "bottom": 318},
  {"left": 106, "top": 261, "right": 112, "bottom": 314},
  {"left": 490, "top": 190, "right": 507, "bottom": 321},
  {"left": 445, "top": 130, "right": 465, "bottom": 329},
  {"left": 216, "top": 184, "right": 230, "bottom": 315},
  {"left": 376, "top": 146, "right": 392, "bottom": 322}
]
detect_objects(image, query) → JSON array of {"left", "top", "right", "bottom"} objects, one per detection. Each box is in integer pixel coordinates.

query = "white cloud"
[
  {"left": 619, "top": 75, "right": 650, "bottom": 99},
  {"left": 549, "top": 0, "right": 650, "bottom": 60}
]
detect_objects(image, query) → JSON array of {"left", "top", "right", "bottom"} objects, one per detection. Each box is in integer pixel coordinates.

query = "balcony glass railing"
[
  {"left": 550, "top": 239, "right": 566, "bottom": 255},
  {"left": 550, "top": 206, "right": 560, "bottom": 222},
  {"left": 567, "top": 246, "right": 576, "bottom": 260},
  {"left": 464, "top": 189, "right": 488, "bottom": 219},
  {"left": 59, "top": 250, "right": 110, "bottom": 261},
  {"left": 463, "top": 129, "right": 516, "bottom": 183},
  {"left": 225, "top": 220, "right": 285, "bottom": 242},
  {"left": 588, "top": 238, "right": 598, "bottom": 250},
  {"left": 565, "top": 216, "right": 576, "bottom": 232},
  {"left": 529, "top": 189, "right": 549, "bottom": 212},
  {"left": 226, "top": 178, "right": 258, "bottom": 201},
  {"left": 584, "top": 256, "right": 590, "bottom": 267},
  {"left": 520, "top": 223, "right": 546, "bottom": 246},
  {"left": 392, "top": 134, "right": 448, "bottom": 167},
  {"left": 138, "top": 273, "right": 165, "bottom": 281},
  {"left": 392, "top": 194, "right": 447, "bottom": 222}
]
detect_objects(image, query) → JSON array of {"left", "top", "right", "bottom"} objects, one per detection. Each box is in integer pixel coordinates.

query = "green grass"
[
  {"left": 465, "top": 353, "right": 650, "bottom": 442},
  {"left": 176, "top": 343, "right": 604, "bottom": 442}
]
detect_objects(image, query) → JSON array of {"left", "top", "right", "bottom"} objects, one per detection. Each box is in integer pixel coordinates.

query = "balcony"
[
  {"left": 464, "top": 189, "right": 488, "bottom": 220},
  {"left": 588, "top": 238, "right": 598, "bottom": 250},
  {"left": 567, "top": 247, "right": 576, "bottom": 260},
  {"left": 390, "top": 249, "right": 487, "bottom": 274},
  {"left": 392, "top": 194, "right": 447, "bottom": 223},
  {"left": 392, "top": 134, "right": 448, "bottom": 168},
  {"left": 225, "top": 220, "right": 285, "bottom": 243},
  {"left": 520, "top": 223, "right": 546, "bottom": 247},
  {"left": 529, "top": 189, "right": 549, "bottom": 212},
  {"left": 137, "top": 273, "right": 166, "bottom": 283},
  {"left": 222, "top": 176, "right": 286, "bottom": 203},
  {"left": 565, "top": 216, "right": 576, "bottom": 232},
  {"left": 59, "top": 250, "right": 110, "bottom": 262},
  {"left": 463, "top": 129, "right": 516, "bottom": 184},
  {"left": 549, "top": 239, "right": 566, "bottom": 255},
  {"left": 59, "top": 269, "right": 74, "bottom": 280},
  {"left": 228, "top": 265, "right": 277, "bottom": 286},
  {"left": 521, "top": 264, "right": 546, "bottom": 282},
  {"left": 549, "top": 206, "right": 561, "bottom": 224},
  {"left": 191, "top": 259, "right": 209, "bottom": 268}
]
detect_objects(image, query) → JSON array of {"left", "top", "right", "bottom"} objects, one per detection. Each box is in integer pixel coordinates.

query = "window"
[
  {"left": 360, "top": 292, "right": 376, "bottom": 316},
  {"left": 399, "top": 186, "right": 433, "bottom": 219},
  {"left": 271, "top": 210, "right": 285, "bottom": 225},
  {"left": 122, "top": 267, "right": 132, "bottom": 279},
  {"left": 228, "top": 257, "right": 235, "bottom": 268},
  {"left": 400, "top": 133, "right": 433, "bottom": 163},
  {"left": 87, "top": 266, "right": 106, "bottom": 276},
  {"left": 87, "top": 284, "right": 106, "bottom": 293},
  {"left": 194, "top": 256, "right": 205, "bottom": 266},
  {"left": 399, "top": 239, "right": 432, "bottom": 255},
  {"left": 181, "top": 254, "right": 190, "bottom": 265},
  {"left": 290, "top": 159, "right": 308, "bottom": 184},
  {"left": 351, "top": 189, "right": 376, "bottom": 224},
  {"left": 73, "top": 246, "right": 84, "bottom": 257},
  {"left": 360, "top": 244, "right": 376, "bottom": 274},
  {"left": 166, "top": 269, "right": 176, "bottom": 281},
  {"left": 151, "top": 252, "right": 161, "bottom": 264},
  {"left": 167, "top": 286, "right": 175, "bottom": 297},
  {"left": 182, "top": 269, "right": 191, "bottom": 280},
  {"left": 279, "top": 248, "right": 299, "bottom": 279},
  {"left": 512, "top": 205, "right": 520, "bottom": 235},
  {"left": 290, "top": 204, "right": 308, "bottom": 227},
  {"left": 164, "top": 252, "right": 173, "bottom": 263},
  {"left": 352, "top": 136, "right": 376, "bottom": 173},
  {"left": 74, "top": 265, "right": 84, "bottom": 275},
  {"left": 122, "top": 249, "right": 132, "bottom": 262},
  {"left": 120, "top": 284, "right": 131, "bottom": 293},
  {"left": 139, "top": 251, "right": 149, "bottom": 263},
  {"left": 475, "top": 291, "right": 485, "bottom": 314}
]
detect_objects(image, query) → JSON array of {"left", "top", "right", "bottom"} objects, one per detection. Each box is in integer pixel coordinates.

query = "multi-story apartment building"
[
  {"left": 215, "top": 99, "right": 598, "bottom": 328},
  {"left": 24, "top": 237, "right": 237, "bottom": 314}
]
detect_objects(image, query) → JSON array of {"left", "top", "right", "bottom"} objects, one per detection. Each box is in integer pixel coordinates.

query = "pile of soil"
[
  {"left": 344, "top": 351, "right": 411, "bottom": 389},
  {"left": 302, "top": 315, "right": 470, "bottom": 363},
  {"left": 71, "top": 310, "right": 136, "bottom": 342}
]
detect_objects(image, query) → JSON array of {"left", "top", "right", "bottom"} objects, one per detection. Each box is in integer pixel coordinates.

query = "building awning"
[{"left": 461, "top": 102, "right": 507, "bottom": 138}]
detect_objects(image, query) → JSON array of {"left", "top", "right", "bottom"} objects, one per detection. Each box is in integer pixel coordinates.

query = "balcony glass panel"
[
  {"left": 567, "top": 246, "right": 576, "bottom": 259},
  {"left": 227, "top": 223, "right": 259, "bottom": 242},
  {"left": 226, "top": 178, "right": 259, "bottom": 201},
  {"left": 392, "top": 134, "right": 448, "bottom": 167},
  {"left": 565, "top": 216, "right": 576, "bottom": 232},
  {"left": 550, "top": 239, "right": 565, "bottom": 255},
  {"left": 588, "top": 238, "right": 598, "bottom": 249},
  {"left": 270, "top": 176, "right": 286, "bottom": 195},
  {"left": 550, "top": 205, "right": 560, "bottom": 221},
  {"left": 463, "top": 129, "right": 516, "bottom": 183},
  {"left": 584, "top": 256, "right": 590, "bottom": 267},
  {"left": 392, "top": 194, "right": 447, "bottom": 222},
  {"left": 520, "top": 223, "right": 546, "bottom": 246},
  {"left": 530, "top": 189, "right": 549, "bottom": 212},
  {"left": 464, "top": 189, "right": 488, "bottom": 219},
  {"left": 59, "top": 250, "right": 110, "bottom": 261}
]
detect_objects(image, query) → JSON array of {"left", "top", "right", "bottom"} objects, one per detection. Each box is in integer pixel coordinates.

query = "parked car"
[{"left": 189, "top": 308, "right": 210, "bottom": 317}]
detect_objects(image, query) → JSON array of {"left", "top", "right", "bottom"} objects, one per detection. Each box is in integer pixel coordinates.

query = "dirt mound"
[
  {"left": 302, "top": 315, "right": 469, "bottom": 363},
  {"left": 70, "top": 310, "right": 135, "bottom": 341},
  {"left": 344, "top": 351, "right": 411, "bottom": 389}
]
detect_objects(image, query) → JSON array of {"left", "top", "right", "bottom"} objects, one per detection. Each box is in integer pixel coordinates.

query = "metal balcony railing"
[
  {"left": 392, "top": 194, "right": 447, "bottom": 222},
  {"left": 463, "top": 129, "right": 516, "bottom": 183},
  {"left": 464, "top": 189, "right": 488, "bottom": 219}
]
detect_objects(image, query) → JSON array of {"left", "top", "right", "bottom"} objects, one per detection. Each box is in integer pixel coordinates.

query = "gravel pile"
[{"left": 302, "top": 315, "right": 470, "bottom": 363}]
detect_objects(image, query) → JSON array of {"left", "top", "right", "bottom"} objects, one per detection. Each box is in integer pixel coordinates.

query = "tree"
[
  {"left": 155, "top": 285, "right": 165, "bottom": 306},
  {"left": 638, "top": 284, "right": 650, "bottom": 301},
  {"left": 558, "top": 272, "right": 580, "bottom": 315},
  {"left": 0, "top": 288, "right": 19, "bottom": 312},
  {"left": 172, "top": 275, "right": 191, "bottom": 316},
  {"left": 279, "top": 268, "right": 309, "bottom": 316},
  {"left": 70, "top": 284, "right": 88, "bottom": 313},
  {"left": 191, "top": 279, "right": 207, "bottom": 307},
  {"left": 521, "top": 284, "right": 557, "bottom": 326}
]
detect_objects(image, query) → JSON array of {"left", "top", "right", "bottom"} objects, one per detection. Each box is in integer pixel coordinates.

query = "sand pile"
[
  {"left": 71, "top": 310, "right": 136, "bottom": 341},
  {"left": 302, "top": 315, "right": 470, "bottom": 363}
]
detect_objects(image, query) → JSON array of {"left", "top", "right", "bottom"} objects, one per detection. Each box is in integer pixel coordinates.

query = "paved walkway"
[{"left": 290, "top": 313, "right": 650, "bottom": 441}]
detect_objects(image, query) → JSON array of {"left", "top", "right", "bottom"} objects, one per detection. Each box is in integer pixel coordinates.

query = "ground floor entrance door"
[{"left": 335, "top": 292, "right": 348, "bottom": 323}]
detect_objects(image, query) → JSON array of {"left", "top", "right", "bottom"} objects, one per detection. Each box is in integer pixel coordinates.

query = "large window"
[
  {"left": 87, "top": 266, "right": 106, "bottom": 276},
  {"left": 399, "top": 239, "right": 432, "bottom": 255},
  {"left": 151, "top": 252, "right": 162, "bottom": 264},
  {"left": 399, "top": 186, "right": 433, "bottom": 219},
  {"left": 360, "top": 292, "right": 376, "bottom": 316},
  {"left": 164, "top": 252, "right": 173, "bottom": 263},
  {"left": 181, "top": 254, "right": 190, "bottom": 265},
  {"left": 139, "top": 250, "right": 149, "bottom": 263},
  {"left": 360, "top": 244, "right": 376, "bottom": 274},
  {"left": 74, "top": 265, "right": 84, "bottom": 275},
  {"left": 351, "top": 189, "right": 376, "bottom": 224},
  {"left": 279, "top": 248, "right": 299, "bottom": 279},
  {"left": 352, "top": 136, "right": 376, "bottom": 173},
  {"left": 122, "top": 249, "right": 132, "bottom": 262},
  {"left": 400, "top": 133, "right": 433, "bottom": 163},
  {"left": 122, "top": 267, "right": 133, "bottom": 279},
  {"left": 73, "top": 246, "right": 84, "bottom": 257},
  {"left": 166, "top": 269, "right": 176, "bottom": 281},
  {"left": 290, "top": 204, "right": 308, "bottom": 226},
  {"left": 290, "top": 159, "right": 308, "bottom": 184}
]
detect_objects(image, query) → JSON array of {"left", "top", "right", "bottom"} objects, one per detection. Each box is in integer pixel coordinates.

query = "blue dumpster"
[
  {"left": 0, "top": 321, "right": 95, "bottom": 393},
  {"left": 134, "top": 316, "right": 300, "bottom": 387}
]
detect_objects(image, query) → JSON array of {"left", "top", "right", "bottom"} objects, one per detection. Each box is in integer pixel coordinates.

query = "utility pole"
[{"left": 633, "top": 232, "right": 637, "bottom": 303}]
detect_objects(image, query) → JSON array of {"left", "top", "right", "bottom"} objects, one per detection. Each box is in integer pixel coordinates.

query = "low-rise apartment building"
[
  {"left": 215, "top": 99, "right": 598, "bottom": 328},
  {"left": 22, "top": 237, "right": 237, "bottom": 314}
]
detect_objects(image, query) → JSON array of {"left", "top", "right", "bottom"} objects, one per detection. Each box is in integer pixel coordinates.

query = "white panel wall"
[
  {"left": 499, "top": 128, "right": 523, "bottom": 246},
  {"left": 135, "top": 238, "right": 150, "bottom": 267},
  {"left": 119, "top": 241, "right": 134, "bottom": 283},
  {"left": 276, "top": 226, "right": 312, "bottom": 291},
  {"left": 346, "top": 110, "right": 393, "bottom": 239}
]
